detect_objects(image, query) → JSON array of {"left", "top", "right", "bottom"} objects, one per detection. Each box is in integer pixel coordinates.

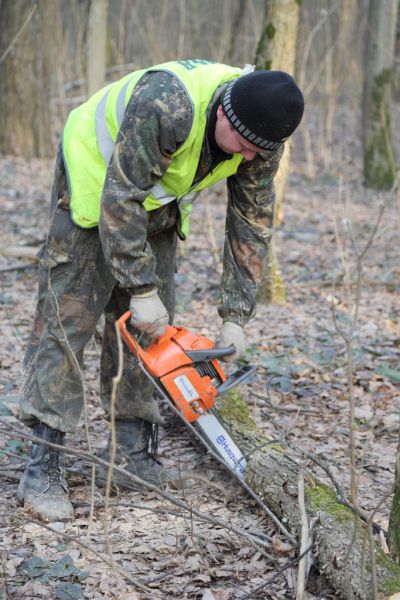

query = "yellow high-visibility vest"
[{"left": 62, "top": 60, "right": 244, "bottom": 238}]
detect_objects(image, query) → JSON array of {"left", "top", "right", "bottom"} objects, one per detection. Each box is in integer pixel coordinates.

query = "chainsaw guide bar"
[{"left": 117, "top": 312, "right": 256, "bottom": 479}]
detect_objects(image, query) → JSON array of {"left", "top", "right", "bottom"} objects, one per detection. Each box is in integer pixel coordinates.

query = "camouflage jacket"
[{"left": 98, "top": 70, "right": 283, "bottom": 327}]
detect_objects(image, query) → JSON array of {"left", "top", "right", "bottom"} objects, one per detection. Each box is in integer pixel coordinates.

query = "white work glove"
[
  {"left": 217, "top": 322, "right": 246, "bottom": 363},
  {"left": 129, "top": 289, "right": 169, "bottom": 339}
]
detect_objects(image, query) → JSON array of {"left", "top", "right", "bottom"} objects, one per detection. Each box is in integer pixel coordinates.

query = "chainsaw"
[{"left": 117, "top": 312, "right": 256, "bottom": 479}]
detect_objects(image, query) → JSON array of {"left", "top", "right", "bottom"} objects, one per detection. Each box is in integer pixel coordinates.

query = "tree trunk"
[
  {"left": 0, "top": 1, "right": 59, "bottom": 158},
  {"left": 393, "top": 7, "right": 400, "bottom": 101},
  {"left": 255, "top": 236, "right": 287, "bottom": 304},
  {"left": 362, "top": 0, "right": 398, "bottom": 190},
  {"left": 215, "top": 392, "right": 400, "bottom": 598},
  {"left": 389, "top": 436, "right": 400, "bottom": 559},
  {"left": 254, "top": 0, "right": 300, "bottom": 304},
  {"left": 86, "top": 0, "right": 108, "bottom": 96},
  {"left": 254, "top": 0, "right": 300, "bottom": 221},
  {"left": 228, "top": 0, "right": 247, "bottom": 63}
]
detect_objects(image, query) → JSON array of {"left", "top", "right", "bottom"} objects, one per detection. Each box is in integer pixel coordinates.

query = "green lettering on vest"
[{"left": 177, "top": 59, "right": 216, "bottom": 70}]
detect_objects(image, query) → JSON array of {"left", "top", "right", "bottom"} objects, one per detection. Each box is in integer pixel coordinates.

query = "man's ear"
[{"left": 216, "top": 104, "right": 224, "bottom": 121}]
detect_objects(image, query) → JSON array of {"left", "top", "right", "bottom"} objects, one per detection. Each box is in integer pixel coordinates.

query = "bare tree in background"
[
  {"left": 254, "top": 0, "right": 301, "bottom": 304},
  {"left": 86, "top": 0, "right": 108, "bottom": 96},
  {"left": 394, "top": 7, "right": 400, "bottom": 101},
  {"left": 228, "top": 0, "right": 247, "bottom": 61},
  {"left": 362, "top": 0, "right": 398, "bottom": 189},
  {"left": 0, "top": 1, "right": 59, "bottom": 158}
]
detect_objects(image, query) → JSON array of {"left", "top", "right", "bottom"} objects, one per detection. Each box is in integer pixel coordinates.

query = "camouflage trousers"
[{"left": 19, "top": 195, "right": 177, "bottom": 434}]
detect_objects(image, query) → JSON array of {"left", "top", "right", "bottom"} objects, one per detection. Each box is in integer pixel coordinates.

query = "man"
[{"left": 18, "top": 59, "right": 304, "bottom": 521}]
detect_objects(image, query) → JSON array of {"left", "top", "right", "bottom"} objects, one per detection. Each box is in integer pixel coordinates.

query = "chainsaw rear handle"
[{"left": 117, "top": 310, "right": 177, "bottom": 361}]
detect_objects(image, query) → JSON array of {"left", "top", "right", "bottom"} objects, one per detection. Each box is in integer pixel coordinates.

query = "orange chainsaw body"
[{"left": 117, "top": 312, "right": 228, "bottom": 423}]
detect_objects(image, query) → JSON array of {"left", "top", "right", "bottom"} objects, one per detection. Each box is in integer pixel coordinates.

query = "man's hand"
[
  {"left": 129, "top": 290, "right": 169, "bottom": 339},
  {"left": 217, "top": 322, "right": 246, "bottom": 363}
]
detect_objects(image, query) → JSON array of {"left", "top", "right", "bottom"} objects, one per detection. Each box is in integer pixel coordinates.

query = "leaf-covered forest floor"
[{"left": 0, "top": 147, "right": 399, "bottom": 599}]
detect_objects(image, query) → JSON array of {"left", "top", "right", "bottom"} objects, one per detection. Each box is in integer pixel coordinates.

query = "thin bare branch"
[
  {"left": 296, "top": 470, "right": 311, "bottom": 600},
  {"left": 0, "top": 4, "right": 37, "bottom": 66},
  {"left": 102, "top": 321, "right": 124, "bottom": 581}
]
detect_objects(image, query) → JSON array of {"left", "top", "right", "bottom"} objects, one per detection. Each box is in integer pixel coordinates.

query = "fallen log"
[{"left": 215, "top": 391, "right": 400, "bottom": 599}]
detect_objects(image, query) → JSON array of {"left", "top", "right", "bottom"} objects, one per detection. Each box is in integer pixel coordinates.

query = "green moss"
[
  {"left": 364, "top": 136, "right": 395, "bottom": 189},
  {"left": 307, "top": 484, "right": 400, "bottom": 593},
  {"left": 266, "top": 22, "right": 276, "bottom": 40},
  {"left": 306, "top": 483, "right": 354, "bottom": 523},
  {"left": 218, "top": 389, "right": 257, "bottom": 431},
  {"left": 374, "top": 545, "right": 400, "bottom": 593},
  {"left": 364, "top": 68, "right": 396, "bottom": 190},
  {"left": 372, "top": 69, "right": 392, "bottom": 103},
  {"left": 380, "top": 574, "right": 400, "bottom": 594},
  {"left": 254, "top": 23, "right": 273, "bottom": 70},
  {"left": 389, "top": 484, "right": 400, "bottom": 559}
]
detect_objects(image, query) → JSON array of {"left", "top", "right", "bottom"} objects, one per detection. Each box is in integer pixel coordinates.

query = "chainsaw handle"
[
  {"left": 185, "top": 345, "right": 235, "bottom": 362},
  {"left": 117, "top": 311, "right": 177, "bottom": 359},
  {"left": 155, "top": 325, "right": 177, "bottom": 345},
  {"left": 117, "top": 311, "right": 141, "bottom": 357}
]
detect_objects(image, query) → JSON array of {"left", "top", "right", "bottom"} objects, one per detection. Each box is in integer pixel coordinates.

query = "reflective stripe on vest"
[
  {"left": 145, "top": 184, "right": 197, "bottom": 238},
  {"left": 95, "top": 89, "right": 114, "bottom": 165},
  {"left": 151, "top": 182, "right": 176, "bottom": 205},
  {"left": 116, "top": 79, "right": 132, "bottom": 128},
  {"left": 95, "top": 78, "right": 134, "bottom": 165}
]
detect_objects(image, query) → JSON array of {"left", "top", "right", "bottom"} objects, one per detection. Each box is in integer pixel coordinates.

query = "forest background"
[{"left": 0, "top": 1, "right": 400, "bottom": 599}]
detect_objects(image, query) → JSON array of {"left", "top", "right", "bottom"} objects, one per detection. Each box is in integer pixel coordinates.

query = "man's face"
[{"left": 214, "top": 105, "right": 260, "bottom": 161}]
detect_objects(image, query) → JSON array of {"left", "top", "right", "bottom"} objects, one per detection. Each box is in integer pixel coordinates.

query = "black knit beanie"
[{"left": 221, "top": 70, "right": 304, "bottom": 151}]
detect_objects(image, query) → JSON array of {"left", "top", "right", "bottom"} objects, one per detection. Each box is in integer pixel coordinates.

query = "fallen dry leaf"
[{"left": 272, "top": 535, "right": 296, "bottom": 557}]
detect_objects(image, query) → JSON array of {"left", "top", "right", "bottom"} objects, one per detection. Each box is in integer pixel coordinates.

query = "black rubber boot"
[
  {"left": 98, "top": 418, "right": 188, "bottom": 490},
  {"left": 17, "top": 423, "right": 74, "bottom": 521}
]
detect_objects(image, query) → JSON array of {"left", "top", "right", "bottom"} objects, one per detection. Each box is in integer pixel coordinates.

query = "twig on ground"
[
  {"left": 0, "top": 263, "right": 36, "bottom": 273},
  {"left": 296, "top": 470, "right": 311, "bottom": 600},
  {"left": 360, "top": 490, "right": 393, "bottom": 595},
  {"left": 0, "top": 246, "right": 40, "bottom": 259},
  {"left": 102, "top": 322, "right": 124, "bottom": 586},
  {"left": 379, "top": 529, "right": 390, "bottom": 554},
  {"left": 251, "top": 390, "right": 323, "bottom": 416}
]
